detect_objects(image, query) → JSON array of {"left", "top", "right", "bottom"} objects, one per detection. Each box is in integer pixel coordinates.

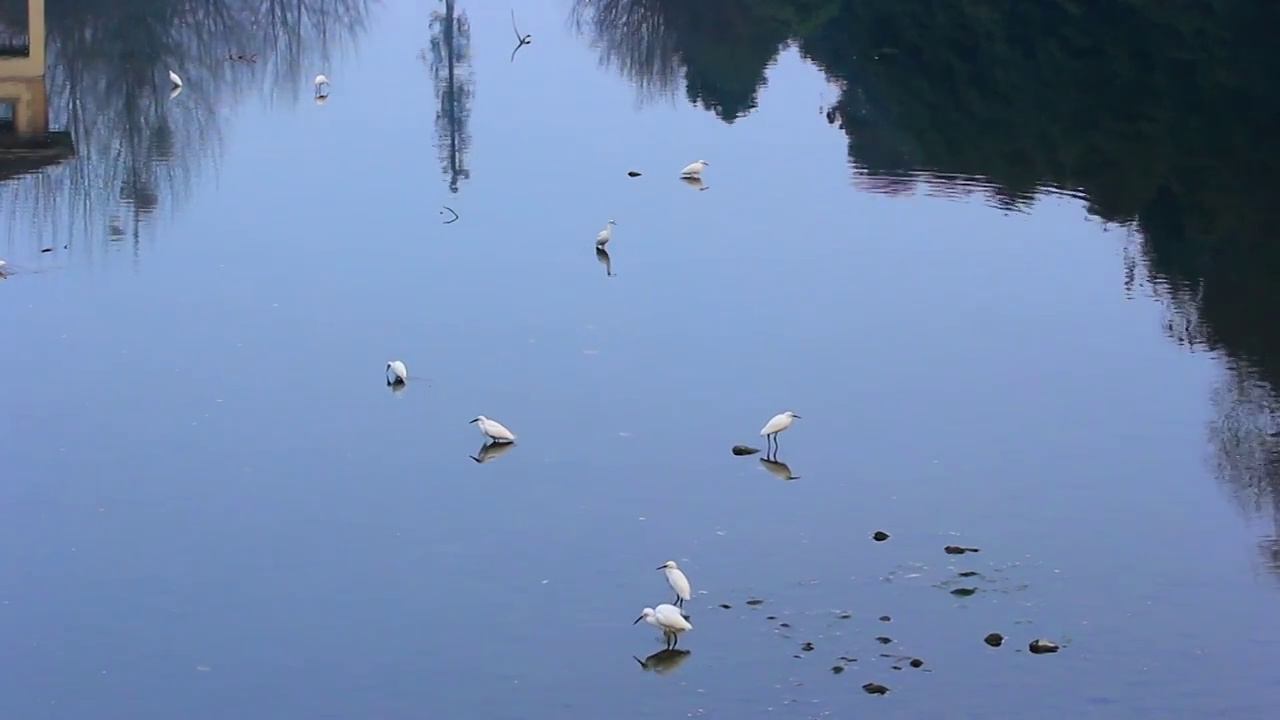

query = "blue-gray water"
[{"left": 3, "top": 1, "right": 1280, "bottom": 718}]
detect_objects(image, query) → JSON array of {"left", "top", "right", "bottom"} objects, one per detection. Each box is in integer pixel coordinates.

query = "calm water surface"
[{"left": 3, "top": 1, "right": 1279, "bottom": 718}]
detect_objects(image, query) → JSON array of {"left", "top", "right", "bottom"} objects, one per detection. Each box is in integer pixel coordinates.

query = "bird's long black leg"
[{"left": 672, "top": 633, "right": 679, "bottom": 649}]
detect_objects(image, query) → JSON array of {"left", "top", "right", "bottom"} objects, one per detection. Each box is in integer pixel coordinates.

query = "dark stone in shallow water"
[
  {"left": 984, "top": 633, "right": 1004, "bottom": 647},
  {"left": 862, "top": 682, "right": 889, "bottom": 695},
  {"left": 945, "top": 545, "right": 981, "bottom": 555},
  {"left": 950, "top": 587, "right": 978, "bottom": 597},
  {"left": 627, "top": 170, "right": 642, "bottom": 177},
  {"left": 879, "top": 615, "right": 891, "bottom": 622},
  {"left": 875, "top": 636, "right": 892, "bottom": 644},
  {"left": 909, "top": 658, "right": 924, "bottom": 668},
  {"left": 800, "top": 641, "right": 814, "bottom": 651},
  {"left": 872, "top": 531, "right": 890, "bottom": 542},
  {"left": 718, "top": 603, "right": 731, "bottom": 609},
  {"left": 1029, "top": 639, "right": 1060, "bottom": 654},
  {"left": 732, "top": 445, "right": 760, "bottom": 456},
  {"left": 830, "top": 665, "right": 844, "bottom": 674},
  {"left": 745, "top": 598, "right": 764, "bottom": 606}
]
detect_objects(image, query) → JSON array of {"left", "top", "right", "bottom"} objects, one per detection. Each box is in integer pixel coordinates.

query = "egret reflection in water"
[
  {"left": 759, "top": 457, "right": 799, "bottom": 481},
  {"left": 632, "top": 648, "right": 691, "bottom": 674},
  {"left": 679, "top": 176, "right": 706, "bottom": 191},
  {"left": 595, "top": 247, "right": 613, "bottom": 276},
  {"left": 470, "top": 440, "right": 517, "bottom": 464}
]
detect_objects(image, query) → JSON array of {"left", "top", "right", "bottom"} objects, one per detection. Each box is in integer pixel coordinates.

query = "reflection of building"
[{"left": 0, "top": 0, "right": 73, "bottom": 182}]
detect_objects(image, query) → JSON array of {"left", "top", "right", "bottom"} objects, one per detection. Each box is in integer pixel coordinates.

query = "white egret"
[
  {"left": 386, "top": 360, "right": 408, "bottom": 385},
  {"left": 470, "top": 415, "right": 516, "bottom": 443},
  {"left": 314, "top": 74, "right": 330, "bottom": 97},
  {"left": 634, "top": 604, "right": 693, "bottom": 650},
  {"left": 657, "top": 560, "right": 692, "bottom": 608},
  {"left": 596, "top": 219, "right": 617, "bottom": 247},
  {"left": 0, "top": 259, "right": 8, "bottom": 277},
  {"left": 760, "top": 410, "right": 801, "bottom": 455},
  {"left": 679, "top": 160, "right": 708, "bottom": 178},
  {"left": 168, "top": 70, "right": 183, "bottom": 88}
]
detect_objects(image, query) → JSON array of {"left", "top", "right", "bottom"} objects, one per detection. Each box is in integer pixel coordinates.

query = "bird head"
[
  {"left": 785, "top": 411, "right": 801, "bottom": 419},
  {"left": 633, "top": 608, "right": 655, "bottom": 624},
  {"left": 469, "top": 416, "right": 485, "bottom": 424},
  {"left": 656, "top": 560, "right": 677, "bottom": 570}
]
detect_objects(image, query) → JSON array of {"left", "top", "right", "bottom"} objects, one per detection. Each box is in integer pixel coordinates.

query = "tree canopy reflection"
[
  {"left": 0, "top": 0, "right": 371, "bottom": 256},
  {"left": 421, "top": 0, "right": 473, "bottom": 194},
  {"left": 573, "top": 0, "right": 1280, "bottom": 572}
]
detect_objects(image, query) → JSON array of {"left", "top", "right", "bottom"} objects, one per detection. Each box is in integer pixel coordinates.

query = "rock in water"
[
  {"left": 1029, "top": 639, "right": 1060, "bottom": 654},
  {"left": 872, "top": 531, "right": 890, "bottom": 542},
  {"left": 627, "top": 170, "right": 642, "bottom": 177},
  {"left": 984, "top": 633, "right": 1004, "bottom": 647},
  {"left": 862, "top": 682, "right": 889, "bottom": 695},
  {"left": 731, "top": 445, "right": 760, "bottom": 456}
]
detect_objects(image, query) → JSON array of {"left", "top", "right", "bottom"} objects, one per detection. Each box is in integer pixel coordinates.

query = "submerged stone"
[
  {"left": 872, "top": 531, "right": 890, "bottom": 542},
  {"left": 984, "top": 633, "right": 1004, "bottom": 647},
  {"left": 862, "top": 682, "right": 889, "bottom": 695},
  {"left": 732, "top": 445, "right": 761, "bottom": 456}
]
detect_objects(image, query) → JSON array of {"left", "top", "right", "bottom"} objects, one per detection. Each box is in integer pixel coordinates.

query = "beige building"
[{"left": 0, "top": 0, "right": 73, "bottom": 182}]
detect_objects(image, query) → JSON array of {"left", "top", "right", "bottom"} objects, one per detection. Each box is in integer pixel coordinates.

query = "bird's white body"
[
  {"left": 471, "top": 415, "right": 516, "bottom": 443},
  {"left": 760, "top": 411, "right": 800, "bottom": 437},
  {"left": 635, "top": 604, "right": 692, "bottom": 649},
  {"left": 168, "top": 70, "right": 183, "bottom": 88},
  {"left": 658, "top": 560, "right": 692, "bottom": 606},
  {"left": 386, "top": 360, "right": 408, "bottom": 384},
  {"left": 315, "top": 74, "right": 329, "bottom": 87},
  {"left": 314, "top": 74, "right": 330, "bottom": 96},
  {"left": 680, "top": 160, "right": 708, "bottom": 177},
  {"left": 596, "top": 220, "right": 616, "bottom": 247}
]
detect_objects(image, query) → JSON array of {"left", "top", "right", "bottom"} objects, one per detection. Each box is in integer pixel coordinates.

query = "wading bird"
[
  {"left": 386, "top": 360, "right": 408, "bottom": 385},
  {"left": 760, "top": 411, "right": 801, "bottom": 456},
  {"left": 634, "top": 605, "right": 692, "bottom": 650},
  {"left": 596, "top": 219, "right": 616, "bottom": 248},
  {"left": 657, "top": 560, "right": 692, "bottom": 608},
  {"left": 470, "top": 415, "right": 516, "bottom": 443},
  {"left": 679, "top": 160, "right": 708, "bottom": 178}
]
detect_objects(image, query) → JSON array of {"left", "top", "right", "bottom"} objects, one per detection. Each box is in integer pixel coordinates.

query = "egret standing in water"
[
  {"left": 386, "top": 360, "right": 408, "bottom": 385},
  {"left": 657, "top": 560, "right": 692, "bottom": 609},
  {"left": 168, "top": 70, "right": 183, "bottom": 88},
  {"left": 470, "top": 415, "right": 516, "bottom": 443},
  {"left": 596, "top": 219, "right": 616, "bottom": 248},
  {"left": 314, "top": 74, "right": 330, "bottom": 99},
  {"left": 760, "top": 411, "right": 801, "bottom": 456},
  {"left": 679, "top": 160, "right": 708, "bottom": 178},
  {"left": 634, "top": 605, "right": 693, "bottom": 650}
]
